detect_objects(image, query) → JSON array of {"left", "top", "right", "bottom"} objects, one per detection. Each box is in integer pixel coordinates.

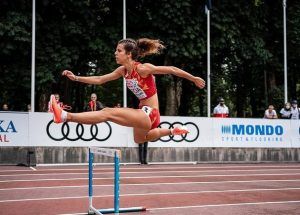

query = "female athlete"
[{"left": 50, "top": 38, "right": 205, "bottom": 144}]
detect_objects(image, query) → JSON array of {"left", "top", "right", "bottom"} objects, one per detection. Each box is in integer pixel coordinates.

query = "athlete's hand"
[
  {"left": 62, "top": 70, "right": 77, "bottom": 81},
  {"left": 193, "top": 77, "right": 205, "bottom": 89}
]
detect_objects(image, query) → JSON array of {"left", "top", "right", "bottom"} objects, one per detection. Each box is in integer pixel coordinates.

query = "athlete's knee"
[{"left": 134, "top": 136, "right": 146, "bottom": 144}]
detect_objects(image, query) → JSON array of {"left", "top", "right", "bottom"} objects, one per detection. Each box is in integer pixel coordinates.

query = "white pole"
[
  {"left": 207, "top": 7, "right": 211, "bottom": 117},
  {"left": 123, "top": 0, "right": 127, "bottom": 107},
  {"left": 283, "top": 0, "right": 288, "bottom": 103},
  {"left": 31, "top": 0, "right": 36, "bottom": 112}
]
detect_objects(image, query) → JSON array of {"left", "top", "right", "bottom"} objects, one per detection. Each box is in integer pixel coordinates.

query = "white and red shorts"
[{"left": 140, "top": 106, "right": 160, "bottom": 129}]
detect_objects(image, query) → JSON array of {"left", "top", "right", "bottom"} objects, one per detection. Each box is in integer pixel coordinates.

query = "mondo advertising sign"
[
  {"left": 290, "top": 120, "right": 300, "bottom": 148},
  {"left": 213, "top": 118, "right": 292, "bottom": 148}
]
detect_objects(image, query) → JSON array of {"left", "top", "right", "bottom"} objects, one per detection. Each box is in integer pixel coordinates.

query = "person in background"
[
  {"left": 264, "top": 105, "right": 278, "bottom": 119},
  {"left": 1, "top": 103, "right": 9, "bottom": 111},
  {"left": 139, "top": 142, "right": 149, "bottom": 165},
  {"left": 114, "top": 103, "right": 122, "bottom": 108},
  {"left": 213, "top": 97, "right": 229, "bottom": 118},
  {"left": 27, "top": 104, "right": 31, "bottom": 112},
  {"left": 290, "top": 100, "right": 300, "bottom": 120},
  {"left": 279, "top": 102, "right": 291, "bottom": 119},
  {"left": 85, "top": 93, "right": 104, "bottom": 111}
]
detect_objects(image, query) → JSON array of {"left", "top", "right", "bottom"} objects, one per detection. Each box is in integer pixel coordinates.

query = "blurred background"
[{"left": 1, "top": 0, "right": 299, "bottom": 117}]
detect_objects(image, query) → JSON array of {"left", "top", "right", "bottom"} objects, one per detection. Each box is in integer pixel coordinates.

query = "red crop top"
[{"left": 124, "top": 62, "right": 157, "bottom": 100}]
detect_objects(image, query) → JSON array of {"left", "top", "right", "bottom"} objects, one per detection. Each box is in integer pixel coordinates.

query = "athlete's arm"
[
  {"left": 137, "top": 63, "right": 205, "bottom": 89},
  {"left": 62, "top": 66, "right": 124, "bottom": 85}
]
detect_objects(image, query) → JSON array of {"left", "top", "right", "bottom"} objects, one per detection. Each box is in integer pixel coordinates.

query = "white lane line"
[
  {"left": 1, "top": 179, "right": 300, "bottom": 191},
  {"left": 1, "top": 168, "right": 300, "bottom": 177},
  {"left": 0, "top": 187, "right": 300, "bottom": 203},
  {"left": 30, "top": 167, "right": 37, "bottom": 171},
  {"left": 37, "top": 162, "right": 196, "bottom": 167},
  {"left": 36, "top": 164, "right": 300, "bottom": 169},
  {"left": 1, "top": 164, "right": 299, "bottom": 173},
  {"left": 1, "top": 172, "right": 300, "bottom": 183},
  {"left": 57, "top": 200, "right": 300, "bottom": 215},
  {"left": 58, "top": 213, "right": 85, "bottom": 215},
  {"left": 149, "top": 200, "right": 300, "bottom": 211}
]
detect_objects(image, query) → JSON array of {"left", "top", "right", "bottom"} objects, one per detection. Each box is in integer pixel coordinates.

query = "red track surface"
[{"left": 0, "top": 163, "right": 300, "bottom": 215}]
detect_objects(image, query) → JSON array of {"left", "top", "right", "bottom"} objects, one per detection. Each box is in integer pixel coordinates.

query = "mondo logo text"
[{"left": 221, "top": 124, "right": 283, "bottom": 136}]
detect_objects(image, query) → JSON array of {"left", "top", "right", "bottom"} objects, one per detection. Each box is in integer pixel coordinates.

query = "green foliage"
[{"left": 1, "top": 0, "right": 299, "bottom": 116}]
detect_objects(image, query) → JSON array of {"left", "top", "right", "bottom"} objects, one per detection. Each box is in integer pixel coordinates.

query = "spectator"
[
  {"left": 85, "top": 93, "right": 104, "bottom": 111},
  {"left": 114, "top": 103, "right": 122, "bottom": 108},
  {"left": 264, "top": 105, "right": 278, "bottom": 119},
  {"left": 290, "top": 100, "right": 300, "bottom": 120},
  {"left": 213, "top": 97, "right": 229, "bottom": 117},
  {"left": 279, "top": 102, "right": 292, "bottom": 119},
  {"left": 27, "top": 104, "right": 31, "bottom": 112},
  {"left": 2, "top": 103, "right": 9, "bottom": 111},
  {"left": 138, "top": 142, "right": 149, "bottom": 165},
  {"left": 48, "top": 94, "right": 71, "bottom": 112}
]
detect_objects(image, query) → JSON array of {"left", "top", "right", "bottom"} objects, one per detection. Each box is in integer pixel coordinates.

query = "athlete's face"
[{"left": 115, "top": 44, "right": 131, "bottom": 65}]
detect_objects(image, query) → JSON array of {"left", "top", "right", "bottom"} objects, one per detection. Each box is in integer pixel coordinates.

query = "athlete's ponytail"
[
  {"left": 118, "top": 38, "right": 165, "bottom": 60},
  {"left": 136, "top": 38, "right": 165, "bottom": 58}
]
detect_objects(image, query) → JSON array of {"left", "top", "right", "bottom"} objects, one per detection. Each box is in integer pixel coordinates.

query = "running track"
[{"left": 0, "top": 163, "right": 300, "bottom": 215}]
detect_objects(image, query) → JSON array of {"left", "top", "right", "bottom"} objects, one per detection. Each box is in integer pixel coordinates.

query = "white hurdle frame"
[{"left": 88, "top": 147, "right": 146, "bottom": 214}]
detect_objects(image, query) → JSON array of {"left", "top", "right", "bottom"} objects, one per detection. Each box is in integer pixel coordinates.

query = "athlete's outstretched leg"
[
  {"left": 68, "top": 108, "right": 151, "bottom": 129},
  {"left": 51, "top": 95, "right": 188, "bottom": 142},
  {"left": 134, "top": 127, "right": 188, "bottom": 143},
  {"left": 50, "top": 95, "right": 151, "bottom": 130},
  {"left": 134, "top": 128, "right": 170, "bottom": 143}
]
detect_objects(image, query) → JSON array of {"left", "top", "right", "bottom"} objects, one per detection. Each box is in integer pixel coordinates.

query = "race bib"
[{"left": 126, "top": 78, "right": 147, "bottom": 99}]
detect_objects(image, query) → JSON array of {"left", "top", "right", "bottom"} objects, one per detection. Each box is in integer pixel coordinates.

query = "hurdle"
[{"left": 88, "top": 147, "right": 146, "bottom": 215}]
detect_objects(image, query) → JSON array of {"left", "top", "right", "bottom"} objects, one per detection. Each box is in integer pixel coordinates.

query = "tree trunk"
[
  {"left": 164, "top": 75, "right": 182, "bottom": 116},
  {"left": 38, "top": 93, "right": 48, "bottom": 112},
  {"left": 268, "top": 70, "right": 277, "bottom": 105}
]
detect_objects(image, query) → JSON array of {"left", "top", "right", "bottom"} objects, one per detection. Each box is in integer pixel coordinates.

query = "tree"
[{"left": 1, "top": 0, "right": 299, "bottom": 117}]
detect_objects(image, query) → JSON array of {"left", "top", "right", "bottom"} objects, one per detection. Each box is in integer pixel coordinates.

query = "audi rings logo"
[
  {"left": 153, "top": 121, "right": 199, "bottom": 142},
  {"left": 46, "top": 120, "right": 112, "bottom": 141}
]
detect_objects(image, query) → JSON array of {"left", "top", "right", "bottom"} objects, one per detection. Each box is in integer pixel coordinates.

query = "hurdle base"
[{"left": 89, "top": 206, "right": 146, "bottom": 214}]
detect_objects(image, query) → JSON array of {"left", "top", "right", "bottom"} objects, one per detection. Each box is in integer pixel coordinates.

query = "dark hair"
[
  {"left": 218, "top": 97, "right": 224, "bottom": 102},
  {"left": 118, "top": 38, "right": 165, "bottom": 60}
]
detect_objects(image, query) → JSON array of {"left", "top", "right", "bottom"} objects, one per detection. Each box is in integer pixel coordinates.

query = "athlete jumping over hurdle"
[{"left": 50, "top": 38, "right": 205, "bottom": 143}]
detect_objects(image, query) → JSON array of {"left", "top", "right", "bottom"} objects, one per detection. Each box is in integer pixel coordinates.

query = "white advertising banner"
[
  {"left": 0, "top": 112, "right": 29, "bottom": 146},
  {"left": 29, "top": 112, "right": 130, "bottom": 147},
  {"left": 213, "top": 118, "right": 292, "bottom": 148},
  {"left": 290, "top": 120, "right": 300, "bottom": 147},
  {"left": 29, "top": 114, "right": 211, "bottom": 147},
  {"left": 147, "top": 116, "right": 212, "bottom": 148},
  {"left": 0, "top": 112, "right": 299, "bottom": 148}
]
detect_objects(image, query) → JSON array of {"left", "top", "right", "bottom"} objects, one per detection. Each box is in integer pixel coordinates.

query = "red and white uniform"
[
  {"left": 124, "top": 62, "right": 157, "bottom": 100},
  {"left": 213, "top": 104, "right": 229, "bottom": 118},
  {"left": 124, "top": 62, "right": 160, "bottom": 129}
]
